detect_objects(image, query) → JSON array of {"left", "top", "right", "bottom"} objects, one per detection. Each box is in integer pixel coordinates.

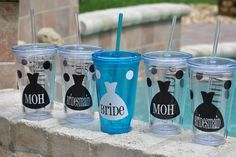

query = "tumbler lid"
[
  {"left": 92, "top": 50, "right": 141, "bottom": 64},
  {"left": 58, "top": 44, "right": 103, "bottom": 60},
  {"left": 143, "top": 51, "right": 192, "bottom": 65},
  {"left": 187, "top": 57, "right": 236, "bottom": 72},
  {"left": 12, "top": 43, "right": 57, "bottom": 57}
]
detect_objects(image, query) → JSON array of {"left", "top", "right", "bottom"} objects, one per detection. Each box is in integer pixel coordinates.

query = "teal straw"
[{"left": 115, "top": 13, "right": 123, "bottom": 52}]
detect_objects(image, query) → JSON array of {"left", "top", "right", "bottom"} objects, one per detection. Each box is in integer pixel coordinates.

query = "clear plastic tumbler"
[
  {"left": 58, "top": 45, "right": 102, "bottom": 123},
  {"left": 187, "top": 56, "right": 236, "bottom": 146},
  {"left": 13, "top": 43, "right": 57, "bottom": 120},
  {"left": 92, "top": 50, "right": 141, "bottom": 134},
  {"left": 143, "top": 51, "right": 192, "bottom": 135}
]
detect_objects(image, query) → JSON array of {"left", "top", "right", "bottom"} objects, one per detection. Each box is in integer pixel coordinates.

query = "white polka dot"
[
  {"left": 126, "top": 70, "right": 134, "bottom": 80},
  {"left": 96, "top": 70, "right": 101, "bottom": 79}
]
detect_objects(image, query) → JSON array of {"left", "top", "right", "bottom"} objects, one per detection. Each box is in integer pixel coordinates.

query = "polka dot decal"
[
  {"left": 92, "top": 73, "right": 96, "bottom": 81},
  {"left": 89, "top": 64, "right": 95, "bottom": 73},
  {"left": 224, "top": 80, "right": 231, "bottom": 90},
  {"left": 63, "top": 60, "right": 68, "bottom": 66},
  {"left": 17, "top": 70, "right": 22, "bottom": 79},
  {"left": 151, "top": 67, "right": 157, "bottom": 75},
  {"left": 21, "top": 59, "right": 27, "bottom": 65},
  {"left": 225, "top": 90, "right": 229, "bottom": 99},
  {"left": 43, "top": 61, "right": 51, "bottom": 70},
  {"left": 64, "top": 73, "right": 70, "bottom": 82},
  {"left": 175, "top": 70, "right": 183, "bottom": 79},
  {"left": 147, "top": 78, "right": 152, "bottom": 87},
  {"left": 180, "top": 79, "right": 184, "bottom": 88},
  {"left": 190, "top": 90, "right": 193, "bottom": 99},
  {"left": 96, "top": 70, "right": 101, "bottom": 79},
  {"left": 126, "top": 70, "right": 134, "bottom": 80},
  {"left": 196, "top": 72, "right": 203, "bottom": 80}
]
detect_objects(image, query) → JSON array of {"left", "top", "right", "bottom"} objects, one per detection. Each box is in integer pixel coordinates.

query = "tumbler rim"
[
  {"left": 143, "top": 51, "right": 192, "bottom": 65},
  {"left": 58, "top": 44, "right": 103, "bottom": 59},
  {"left": 12, "top": 43, "right": 57, "bottom": 56},
  {"left": 92, "top": 50, "right": 141, "bottom": 64},
  {"left": 187, "top": 56, "right": 236, "bottom": 72}
]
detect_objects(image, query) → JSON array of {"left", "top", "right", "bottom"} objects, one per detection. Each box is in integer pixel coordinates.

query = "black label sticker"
[
  {"left": 193, "top": 91, "right": 224, "bottom": 132},
  {"left": 150, "top": 81, "right": 180, "bottom": 119},
  {"left": 65, "top": 74, "right": 92, "bottom": 110},
  {"left": 22, "top": 73, "right": 50, "bottom": 109}
]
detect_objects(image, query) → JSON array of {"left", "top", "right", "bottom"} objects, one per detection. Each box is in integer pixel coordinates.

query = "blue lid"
[
  {"left": 58, "top": 44, "right": 103, "bottom": 59},
  {"left": 143, "top": 51, "right": 192, "bottom": 65},
  {"left": 12, "top": 43, "right": 57, "bottom": 57},
  {"left": 187, "top": 57, "right": 236, "bottom": 72},
  {"left": 92, "top": 50, "right": 141, "bottom": 64}
]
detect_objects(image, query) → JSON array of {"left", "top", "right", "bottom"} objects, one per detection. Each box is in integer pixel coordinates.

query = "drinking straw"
[
  {"left": 115, "top": 13, "right": 123, "bottom": 52},
  {"left": 167, "top": 16, "right": 177, "bottom": 51},
  {"left": 75, "top": 11, "right": 82, "bottom": 44},
  {"left": 212, "top": 19, "right": 221, "bottom": 57},
  {"left": 209, "top": 19, "right": 221, "bottom": 90},
  {"left": 30, "top": 9, "right": 36, "bottom": 44}
]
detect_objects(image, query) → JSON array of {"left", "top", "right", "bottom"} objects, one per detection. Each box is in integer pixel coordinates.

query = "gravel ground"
[{"left": 182, "top": 4, "right": 236, "bottom": 24}]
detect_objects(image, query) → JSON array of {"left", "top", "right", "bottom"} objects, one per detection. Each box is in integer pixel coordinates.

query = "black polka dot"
[
  {"left": 147, "top": 78, "right": 152, "bottom": 87},
  {"left": 225, "top": 90, "right": 229, "bottom": 99},
  {"left": 196, "top": 72, "right": 203, "bottom": 80},
  {"left": 43, "top": 61, "right": 51, "bottom": 70},
  {"left": 64, "top": 73, "right": 70, "bottom": 82},
  {"left": 17, "top": 70, "right": 22, "bottom": 79},
  {"left": 92, "top": 73, "right": 96, "bottom": 81},
  {"left": 63, "top": 60, "right": 67, "bottom": 66},
  {"left": 190, "top": 90, "right": 193, "bottom": 99},
  {"left": 21, "top": 59, "right": 27, "bottom": 65},
  {"left": 89, "top": 64, "right": 95, "bottom": 73},
  {"left": 175, "top": 70, "right": 184, "bottom": 79},
  {"left": 224, "top": 80, "right": 232, "bottom": 90},
  {"left": 151, "top": 67, "right": 157, "bottom": 75},
  {"left": 180, "top": 79, "right": 184, "bottom": 88}
]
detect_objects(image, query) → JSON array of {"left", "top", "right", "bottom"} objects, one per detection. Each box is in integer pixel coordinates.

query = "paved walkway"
[{"left": 181, "top": 23, "right": 236, "bottom": 46}]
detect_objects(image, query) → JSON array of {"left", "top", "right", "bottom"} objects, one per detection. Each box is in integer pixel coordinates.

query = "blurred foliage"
[{"left": 80, "top": 0, "right": 217, "bottom": 13}]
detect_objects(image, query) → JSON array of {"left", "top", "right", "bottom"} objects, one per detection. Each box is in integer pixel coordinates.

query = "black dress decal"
[
  {"left": 17, "top": 70, "right": 22, "bottom": 79},
  {"left": 65, "top": 74, "right": 92, "bottom": 110},
  {"left": 64, "top": 73, "right": 70, "bottom": 82},
  {"left": 147, "top": 78, "right": 152, "bottom": 87},
  {"left": 150, "top": 81, "right": 180, "bottom": 119},
  {"left": 22, "top": 73, "right": 50, "bottom": 109},
  {"left": 224, "top": 80, "right": 231, "bottom": 90},
  {"left": 193, "top": 91, "right": 224, "bottom": 132}
]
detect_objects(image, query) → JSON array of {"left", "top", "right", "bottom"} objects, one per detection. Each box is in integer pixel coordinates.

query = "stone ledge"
[
  {"left": 0, "top": 89, "right": 236, "bottom": 157},
  {"left": 181, "top": 42, "right": 236, "bottom": 58},
  {"left": 79, "top": 3, "right": 190, "bottom": 35}
]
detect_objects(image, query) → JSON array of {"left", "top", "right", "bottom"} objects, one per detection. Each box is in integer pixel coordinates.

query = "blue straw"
[{"left": 115, "top": 13, "right": 123, "bottom": 52}]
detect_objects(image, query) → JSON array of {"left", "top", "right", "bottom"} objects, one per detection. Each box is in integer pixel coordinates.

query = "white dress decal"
[{"left": 99, "top": 82, "right": 128, "bottom": 120}]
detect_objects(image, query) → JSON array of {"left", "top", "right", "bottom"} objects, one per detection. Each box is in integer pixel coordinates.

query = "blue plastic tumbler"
[{"left": 92, "top": 51, "right": 141, "bottom": 134}]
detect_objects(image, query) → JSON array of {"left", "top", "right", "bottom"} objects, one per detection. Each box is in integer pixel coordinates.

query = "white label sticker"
[{"left": 99, "top": 82, "right": 128, "bottom": 120}]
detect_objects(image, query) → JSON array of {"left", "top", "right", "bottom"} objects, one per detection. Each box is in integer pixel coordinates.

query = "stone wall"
[{"left": 219, "top": 0, "right": 236, "bottom": 17}]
